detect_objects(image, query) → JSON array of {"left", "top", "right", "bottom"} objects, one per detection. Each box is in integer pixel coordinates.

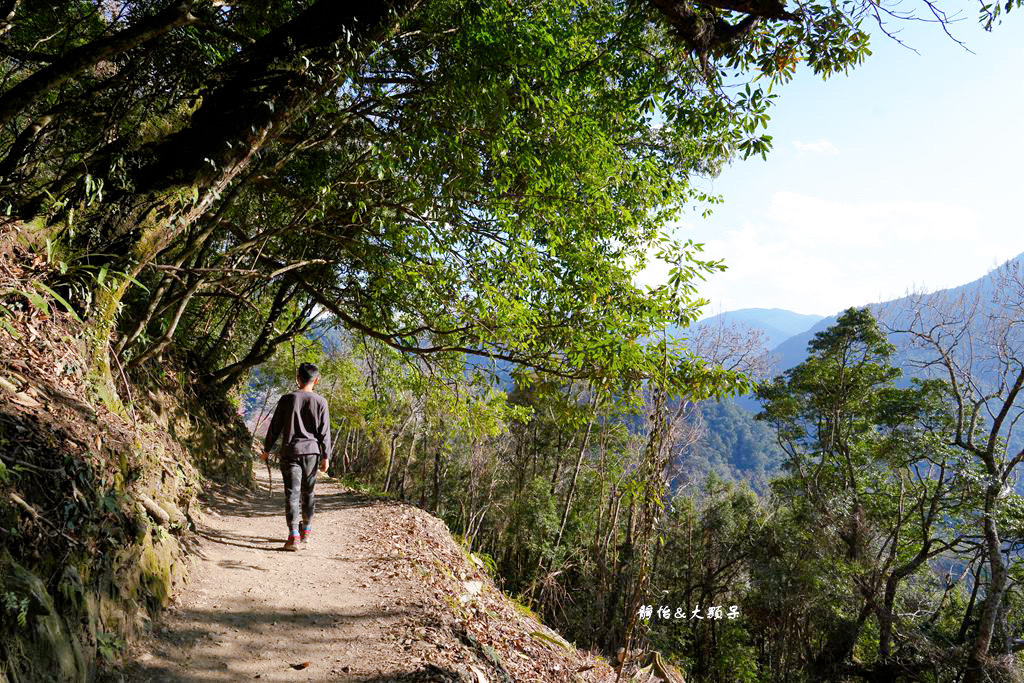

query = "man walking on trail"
[{"left": 261, "top": 362, "right": 331, "bottom": 551}]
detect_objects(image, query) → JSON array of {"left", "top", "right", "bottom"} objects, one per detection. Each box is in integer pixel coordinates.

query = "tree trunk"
[
  {"left": 206, "top": 280, "right": 309, "bottom": 386},
  {"left": 384, "top": 410, "right": 415, "bottom": 493},
  {"left": 0, "top": 0, "right": 21, "bottom": 37},
  {"left": 127, "top": 274, "right": 205, "bottom": 368},
  {"left": 398, "top": 426, "right": 419, "bottom": 500},
  {"left": 603, "top": 497, "right": 635, "bottom": 650},
  {"left": 342, "top": 428, "right": 353, "bottom": 475},
  {"left": 349, "top": 429, "right": 360, "bottom": 474},
  {"left": 964, "top": 487, "right": 1009, "bottom": 683},
  {"left": 432, "top": 428, "right": 444, "bottom": 514},
  {"left": 600, "top": 491, "right": 622, "bottom": 564},
  {"left": 418, "top": 433, "right": 428, "bottom": 508},
  {"left": 550, "top": 431, "right": 565, "bottom": 493},
  {"left": 115, "top": 219, "right": 219, "bottom": 354},
  {"left": 550, "top": 411, "right": 596, "bottom": 562},
  {"left": 957, "top": 561, "right": 983, "bottom": 646}
]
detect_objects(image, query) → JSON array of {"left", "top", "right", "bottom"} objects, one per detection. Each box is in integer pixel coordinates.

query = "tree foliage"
[{"left": 3, "top": 0, "right": 989, "bottom": 397}]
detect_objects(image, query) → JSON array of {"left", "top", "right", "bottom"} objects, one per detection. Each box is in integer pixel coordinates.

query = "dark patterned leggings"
[{"left": 280, "top": 454, "right": 319, "bottom": 535}]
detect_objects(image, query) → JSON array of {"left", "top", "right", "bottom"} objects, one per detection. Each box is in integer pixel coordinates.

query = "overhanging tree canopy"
[{"left": 0, "top": 0, "right": 1016, "bottom": 395}]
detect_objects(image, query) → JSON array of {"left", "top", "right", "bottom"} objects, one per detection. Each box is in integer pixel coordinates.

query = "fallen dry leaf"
[{"left": 10, "top": 391, "right": 41, "bottom": 408}]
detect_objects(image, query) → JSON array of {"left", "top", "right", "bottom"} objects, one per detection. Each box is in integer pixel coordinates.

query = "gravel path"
[{"left": 118, "top": 467, "right": 445, "bottom": 682}]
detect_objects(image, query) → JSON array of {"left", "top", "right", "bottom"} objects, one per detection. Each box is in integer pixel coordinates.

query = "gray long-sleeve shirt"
[{"left": 264, "top": 390, "right": 331, "bottom": 458}]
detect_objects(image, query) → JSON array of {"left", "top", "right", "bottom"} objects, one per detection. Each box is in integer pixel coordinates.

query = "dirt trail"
[
  {"left": 115, "top": 467, "right": 615, "bottom": 683},
  {"left": 117, "top": 467, "right": 461, "bottom": 682}
]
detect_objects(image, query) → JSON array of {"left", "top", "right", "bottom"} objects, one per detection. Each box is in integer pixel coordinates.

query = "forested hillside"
[
  {"left": 666, "top": 307, "right": 823, "bottom": 490},
  {"left": 2, "top": 0, "right": 1023, "bottom": 682},
  {"left": 676, "top": 398, "right": 784, "bottom": 491},
  {"left": 692, "top": 254, "right": 1024, "bottom": 493}
]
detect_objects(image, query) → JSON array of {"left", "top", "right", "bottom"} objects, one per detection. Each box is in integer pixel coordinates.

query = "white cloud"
[
  {"left": 640, "top": 192, "right": 1021, "bottom": 316},
  {"left": 792, "top": 139, "right": 840, "bottom": 155},
  {"left": 765, "top": 192, "right": 975, "bottom": 249}
]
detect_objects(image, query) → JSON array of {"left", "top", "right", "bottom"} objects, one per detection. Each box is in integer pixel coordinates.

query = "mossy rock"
[
  {"left": 0, "top": 551, "right": 86, "bottom": 683},
  {"left": 136, "top": 527, "right": 185, "bottom": 609}
]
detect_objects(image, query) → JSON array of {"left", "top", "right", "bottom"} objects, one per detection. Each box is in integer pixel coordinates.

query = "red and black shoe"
[{"left": 281, "top": 534, "right": 300, "bottom": 552}]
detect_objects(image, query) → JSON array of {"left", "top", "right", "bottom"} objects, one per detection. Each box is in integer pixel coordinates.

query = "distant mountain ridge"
[
  {"left": 768, "top": 253, "right": 1024, "bottom": 374},
  {"left": 678, "top": 252, "right": 1024, "bottom": 490},
  {"left": 691, "top": 308, "right": 825, "bottom": 349}
]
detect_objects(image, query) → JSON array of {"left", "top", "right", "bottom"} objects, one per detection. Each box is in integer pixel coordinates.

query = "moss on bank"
[{"left": 0, "top": 274, "right": 254, "bottom": 680}]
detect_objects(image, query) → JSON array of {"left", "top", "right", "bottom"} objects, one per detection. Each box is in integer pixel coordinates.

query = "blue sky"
[{"left": 642, "top": 9, "right": 1024, "bottom": 317}]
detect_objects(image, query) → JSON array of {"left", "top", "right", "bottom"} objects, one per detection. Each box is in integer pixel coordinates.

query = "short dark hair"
[{"left": 297, "top": 362, "right": 319, "bottom": 385}]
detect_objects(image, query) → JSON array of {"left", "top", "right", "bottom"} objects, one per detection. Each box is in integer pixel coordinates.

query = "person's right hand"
[{"left": 260, "top": 450, "right": 269, "bottom": 463}]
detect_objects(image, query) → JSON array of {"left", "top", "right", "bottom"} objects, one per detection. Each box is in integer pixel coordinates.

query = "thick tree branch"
[{"left": 0, "top": 1, "right": 200, "bottom": 127}]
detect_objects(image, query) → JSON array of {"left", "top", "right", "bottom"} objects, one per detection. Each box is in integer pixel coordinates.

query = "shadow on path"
[
  {"left": 124, "top": 664, "right": 469, "bottom": 683},
  {"left": 202, "top": 479, "right": 383, "bottom": 519},
  {"left": 118, "top": 606, "right": 421, "bottom": 682}
]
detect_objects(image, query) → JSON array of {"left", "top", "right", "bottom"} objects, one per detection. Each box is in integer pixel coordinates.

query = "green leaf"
[
  {"left": 33, "top": 282, "right": 80, "bottom": 321},
  {"left": 24, "top": 290, "right": 49, "bottom": 315}
]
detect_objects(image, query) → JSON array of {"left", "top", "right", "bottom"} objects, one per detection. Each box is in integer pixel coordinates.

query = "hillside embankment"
[{"left": 0, "top": 248, "right": 251, "bottom": 682}]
